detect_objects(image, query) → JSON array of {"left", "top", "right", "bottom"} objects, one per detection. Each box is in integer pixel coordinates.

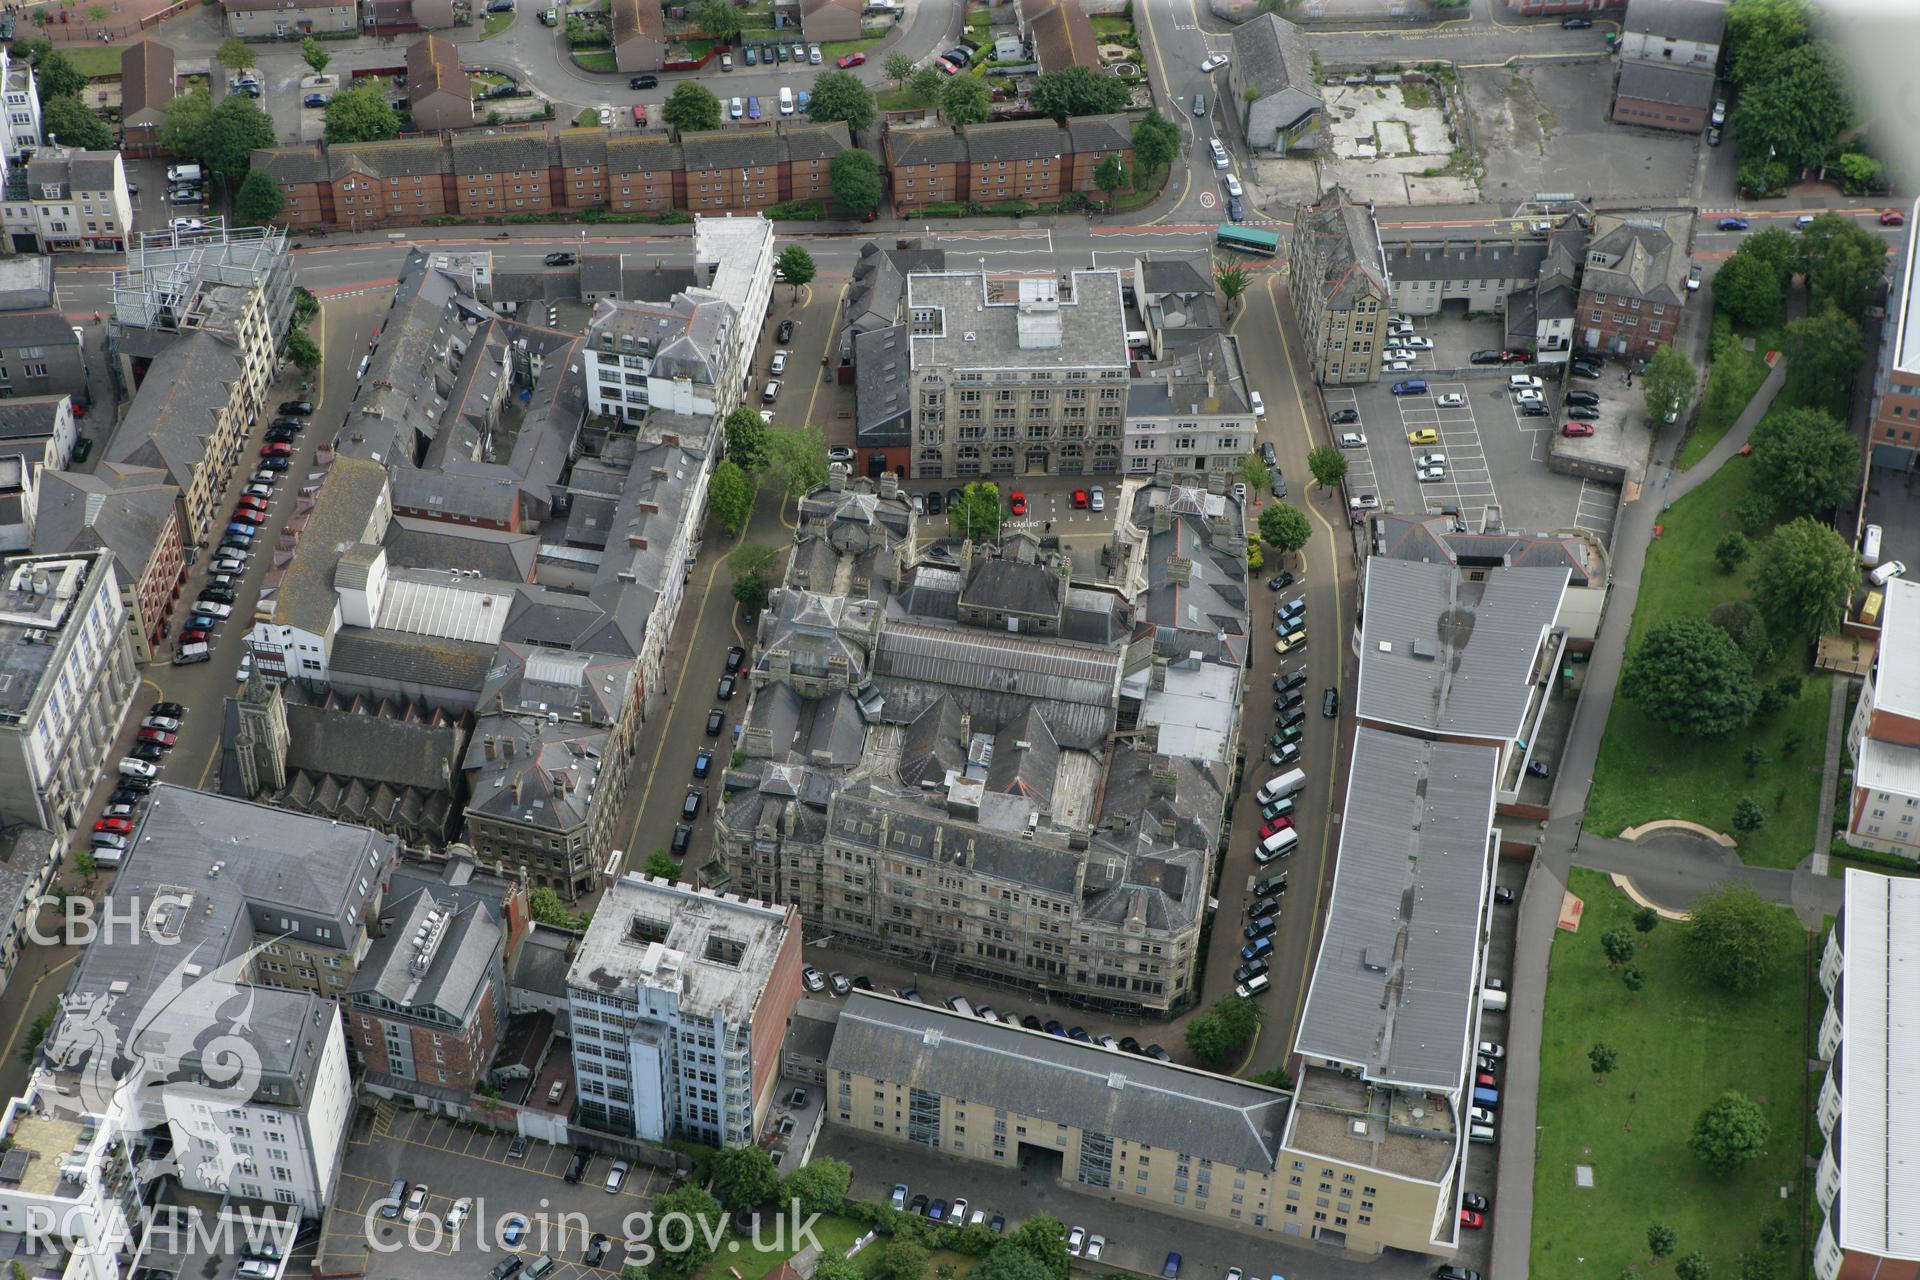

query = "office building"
[{"left": 1575, "top": 210, "right": 1693, "bottom": 359}]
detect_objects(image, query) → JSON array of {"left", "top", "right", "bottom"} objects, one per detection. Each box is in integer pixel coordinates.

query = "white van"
[
  {"left": 172, "top": 642, "right": 211, "bottom": 666},
  {"left": 1861, "top": 523, "right": 1884, "bottom": 567},
  {"left": 1468, "top": 1123, "right": 1496, "bottom": 1145},
  {"left": 1256, "top": 828, "right": 1298, "bottom": 863},
  {"left": 945, "top": 995, "right": 974, "bottom": 1018},
  {"left": 1235, "top": 973, "right": 1271, "bottom": 998},
  {"left": 1256, "top": 768, "right": 1308, "bottom": 805},
  {"left": 1871, "top": 560, "right": 1907, "bottom": 587},
  {"left": 779, "top": 86, "right": 795, "bottom": 116},
  {"left": 1481, "top": 987, "right": 1509, "bottom": 1012},
  {"left": 166, "top": 163, "right": 204, "bottom": 184}
]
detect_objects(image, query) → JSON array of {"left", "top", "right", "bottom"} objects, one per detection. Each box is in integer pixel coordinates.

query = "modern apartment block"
[
  {"left": 1289, "top": 187, "right": 1391, "bottom": 386},
  {"left": 567, "top": 875, "right": 803, "bottom": 1147},
  {"left": 1813, "top": 868, "right": 1920, "bottom": 1280},
  {"left": 898, "top": 270, "right": 1130, "bottom": 479},
  {"left": 0, "top": 550, "right": 137, "bottom": 832},
  {"left": 0, "top": 149, "right": 129, "bottom": 255},
  {"left": 1869, "top": 198, "right": 1920, "bottom": 468},
  {"left": 884, "top": 117, "right": 1133, "bottom": 217},
  {"left": 584, "top": 294, "right": 740, "bottom": 424},
  {"left": 1843, "top": 577, "right": 1920, "bottom": 859}
]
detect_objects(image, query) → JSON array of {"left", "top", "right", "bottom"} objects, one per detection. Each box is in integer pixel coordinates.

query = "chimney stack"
[{"left": 879, "top": 473, "right": 899, "bottom": 499}]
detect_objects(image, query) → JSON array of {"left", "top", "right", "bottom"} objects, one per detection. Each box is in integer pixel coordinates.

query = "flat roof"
[
  {"left": 1871, "top": 578, "right": 1920, "bottom": 719},
  {"left": 1835, "top": 869, "right": 1920, "bottom": 1261},
  {"left": 1294, "top": 728, "right": 1499, "bottom": 1091},
  {"left": 905, "top": 271, "right": 1129, "bottom": 374},
  {"left": 567, "top": 875, "right": 793, "bottom": 1024},
  {"left": 1890, "top": 196, "right": 1920, "bottom": 373},
  {"left": 1354, "top": 558, "right": 1567, "bottom": 743}
]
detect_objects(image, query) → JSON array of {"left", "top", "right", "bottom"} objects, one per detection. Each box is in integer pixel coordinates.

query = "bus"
[{"left": 1217, "top": 225, "right": 1279, "bottom": 257}]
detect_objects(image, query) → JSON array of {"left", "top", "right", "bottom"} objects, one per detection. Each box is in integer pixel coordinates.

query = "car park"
[
  {"left": 1566, "top": 405, "right": 1600, "bottom": 420},
  {"left": 1434, "top": 392, "right": 1463, "bottom": 408}
]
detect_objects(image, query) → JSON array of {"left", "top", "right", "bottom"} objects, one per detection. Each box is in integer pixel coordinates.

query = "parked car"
[
  {"left": 1562, "top": 422, "right": 1595, "bottom": 437},
  {"left": 1337, "top": 431, "right": 1367, "bottom": 449},
  {"left": 1329, "top": 408, "right": 1360, "bottom": 424},
  {"left": 837, "top": 50, "right": 866, "bottom": 67},
  {"left": 1718, "top": 217, "right": 1749, "bottom": 231}
]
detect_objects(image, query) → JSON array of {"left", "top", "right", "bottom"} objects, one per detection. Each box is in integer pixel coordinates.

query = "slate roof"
[
  {"left": 1295, "top": 729, "right": 1498, "bottom": 1090},
  {"left": 406, "top": 35, "right": 469, "bottom": 110},
  {"left": 329, "top": 627, "right": 498, "bottom": 695},
  {"left": 965, "top": 118, "right": 1064, "bottom": 164},
  {"left": 121, "top": 41, "right": 175, "bottom": 125},
  {"left": 1354, "top": 557, "right": 1568, "bottom": 743},
  {"left": 1232, "top": 13, "right": 1319, "bottom": 113},
  {"left": 1615, "top": 59, "right": 1716, "bottom": 109},
  {"left": 888, "top": 126, "right": 969, "bottom": 169},
  {"left": 268, "top": 457, "right": 389, "bottom": 636},
  {"left": 1581, "top": 209, "right": 1693, "bottom": 306},
  {"left": 104, "top": 329, "right": 244, "bottom": 493},
  {"left": 1372, "top": 512, "right": 1601, "bottom": 588},
  {"left": 1381, "top": 235, "right": 1549, "bottom": 285},
  {"left": 1622, "top": 0, "right": 1728, "bottom": 45},
  {"left": 351, "top": 886, "right": 500, "bottom": 1021},
  {"left": 1019, "top": 0, "right": 1100, "bottom": 72},
  {"left": 611, "top": 0, "right": 664, "bottom": 47},
  {"left": 451, "top": 133, "right": 550, "bottom": 176},
  {"left": 29, "top": 467, "right": 177, "bottom": 588},
  {"left": 830, "top": 994, "right": 1292, "bottom": 1170},
  {"left": 854, "top": 323, "right": 912, "bottom": 445},
  {"left": 1067, "top": 113, "right": 1132, "bottom": 154},
  {"left": 1292, "top": 186, "right": 1389, "bottom": 312}
]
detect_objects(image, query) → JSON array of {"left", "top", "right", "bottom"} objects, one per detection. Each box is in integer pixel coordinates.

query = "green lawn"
[
  {"left": 482, "top": 8, "right": 516, "bottom": 36},
  {"left": 1532, "top": 869, "right": 1811, "bottom": 1280},
  {"left": 1679, "top": 312, "right": 1775, "bottom": 469},
  {"left": 572, "top": 49, "right": 617, "bottom": 71},
  {"left": 1584, "top": 459, "right": 1833, "bottom": 867},
  {"left": 695, "top": 1214, "right": 871, "bottom": 1280},
  {"left": 64, "top": 45, "right": 129, "bottom": 78},
  {"left": 1089, "top": 15, "right": 1137, "bottom": 40},
  {"left": 877, "top": 84, "right": 931, "bottom": 110}
]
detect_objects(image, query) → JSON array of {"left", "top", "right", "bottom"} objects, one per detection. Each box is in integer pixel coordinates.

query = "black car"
[
  {"left": 852, "top": 975, "right": 874, "bottom": 990},
  {"left": 1323, "top": 686, "right": 1340, "bottom": 717},
  {"left": 1275, "top": 670, "right": 1307, "bottom": 692},
  {"left": 1493, "top": 886, "right": 1516, "bottom": 905},
  {"left": 683, "top": 788, "right": 704, "bottom": 819},
  {"left": 109, "top": 787, "right": 145, "bottom": 806},
  {"left": 716, "top": 674, "right": 736, "bottom": 700},
  {"left": 907, "top": 1195, "right": 930, "bottom": 1216},
  {"left": 1260, "top": 441, "right": 1278, "bottom": 466},
  {"left": 1567, "top": 405, "right": 1601, "bottom": 420},
  {"left": 1276, "top": 688, "right": 1305, "bottom": 710},
  {"left": 303, "top": 92, "right": 329, "bottom": 108},
  {"left": 724, "top": 644, "right": 746, "bottom": 674},
  {"left": 629, "top": 74, "right": 658, "bottom": 89},
  {"left": 1278, "top": 706, "right": 1306, "bottom": 730},
  {"left": 277, "top": 400, "right": 313, "bottom": 416},
  {"left": 584, "top": 1234, "right": 610, "bottom": 1267},
  {"left": 1561, "top": 14, "right": 1592, "bottom": 26},
  {"left": 925, "top": 489, "right": 944, "bottom": 515},
  {"left": 946, "top": 487, "right": 963, "bottom": 510},
  {"left": 1233, "top": 959, "right": 1269, "bottom": 984},
  {"left": 694, "top": 747, "right": 713, "bottom": 778},
  {"left": 270, "top": 416, "right": 305, "bottom": 431},
  {"left": 116, "top": 775, "right": 153, "bottom": 794},
  {"left": 1246, "top": 896, "right": 1281, "bottom": 921},
  {"left": 150, "top": 701, "right": 186, "bottom": 719},
  {"left": 200, "top": 587, "right": 236, "bottom": 605},
  {"left": 564, "top": 1150, "right": 590, "bottom": 1183},
  {"left": 1469, "top": 349, "right": 1503, "bottom": 365},
  {"left": 544, "top": 252, "right": 577, "bottom": 267},
  {"left": 259, "top": 456, "right": 290, "bottom": 471},
  {"left": 1144, "top": 1044, "right": 1172, "bottom": 1062},
  {"left": 1571, "top": 362, "right": 1603, "bottom": 380},
  {"left": 1461, "top": 1192, "right": 1490, "bottom": 1213},
  {"left": 705, "top": 707, "right": 724, "bottom": 735},
  {"left": 492, "top": 1259, "right": 522, "bottom": 1280},
  {"left": 1518, "top": 402, "right": 1550, "bottom": 418},
  {"left": 1021, "top": 1015, "right": 1044, "bottom": 1031},
  {"left": 1267, "top": 571, "right": 1296, "bottom": 590},
  {"left": 265, "top": 429, "right": 298, "bottom": 445},
  {"left": 1565, "top": 390, "right": 1600, "bottom": 407},
  {"left": 670, "top": 822, "right": 692, "bottom": 855},
  {"left": 776, "top": 319, "right": 795, "bottom": 343},
  {"left": 132, "top": 742, "right": 166, "bottom": 762},
  {"left": 1329, "top": 408, "right": 1360, "bottom": 424}
]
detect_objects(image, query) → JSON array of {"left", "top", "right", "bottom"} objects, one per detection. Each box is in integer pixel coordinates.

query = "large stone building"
[
  {"left": 1123, "top": 334, "right": 1256, "bottom": 479},
  {"left": 30, "top": 465, "right": 185, "bottom": 664},
  {"left": 1289, "top": 188, "right": 1391, "bottom": 386},
  {"left": 0, "top": 550, "right": 137, "bottom": 832},
  {"left": 891, "top": 269, "right": 1130, "bottom": 479},
  {"left": 567, "top": 875, "right": 803, "bottom": 1147}
]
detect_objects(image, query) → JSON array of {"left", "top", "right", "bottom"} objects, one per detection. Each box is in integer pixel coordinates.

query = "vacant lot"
[
  {"left": 1584, "top": 459, "right": 1833, "bottom": 867},
  {"left": 1532, "top": 870, "right": 1811, "bottom": 1279},
  {"left": 1464, "top": 60, "right": 1699, "bottom": 204}
]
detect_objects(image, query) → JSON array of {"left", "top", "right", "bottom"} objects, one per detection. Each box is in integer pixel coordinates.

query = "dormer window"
[{"left": 38, "top": 184, "right": 58, "bottom": 199}]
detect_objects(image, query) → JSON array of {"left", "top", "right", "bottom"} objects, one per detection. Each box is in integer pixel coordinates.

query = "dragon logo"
[{"left": 39, "top": 934, "right": 277, "bottom": 1193}]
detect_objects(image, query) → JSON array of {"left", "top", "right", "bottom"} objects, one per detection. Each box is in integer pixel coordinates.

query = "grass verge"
[
  {"left": 64, "top": 45, "right": 129, "bottom": 78},
  {"left": 482, "top": 9, "right": 516, "bottom": 37},
  {"left": 820, "top": 36, "right": 883, "bottom": 62},
  {"left": 1679, "top": 311, "right": 1774, "bottom": 469},
  {"left": 1584, "top": 459, "right": 1831, "bottom": 868},
  {"left": 572, "top": 49, "right": 617, "bottom": 72},
  {"left": 1531, "top": 869, "right": 1811, "bottom": 1279}
]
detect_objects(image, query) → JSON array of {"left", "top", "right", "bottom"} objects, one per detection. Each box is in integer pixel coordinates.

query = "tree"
[
  {"left": 283, "top": 329, "right": 321, "bottom": 375},
  {"left": 1751, "top": 517, "right": 1856, "bottom": 643},
  {"left": 691, "top": 0, "right": 740, "bottom": 40},
  {"left": 663, "top": 82, "right": 722, "bottom": 133},
  {"left": 18, "top": 1005, "right": 55, "bottom": 1065},
  {"left": 1006, "top": 1214, "right": 1071, "bottom": 1280},
  {"left": 1238, "top": 452, "right": 1269, "bottom": 491},
  {"left": 1588, "top": 1042, "right": 1618, "bottom": 1079},
  {"left": 776, "top": 246, "right": 817, "bottom": 297},
  {"left": 39, "top": 96, "right": 113, "bottom": 151},
  {"left": 1783, "top": 305, "right": 1864, "bottom": 408},
  {"left": 1648, "top": 1220, "right": 1678, "bottom": 1261},
  {"left": 724, "top": 406, "right": 772, "bottom": 473},
  {"left": 709, "top": 1146, "right": 779, "bottom": 1210},
  {"left": 910, "top": 65, "right": 944, "bottom": 106},
  {"left": 1258, "top": 503, "right": 1310, "bottom": 554},
  {"left": 1601, "top": 928, "right": 1636, "bottom": 967},
  {"left": 1832, "top": 151, "right": 1882, "bottom": 192},
  {"left": 1709, "top": 598, "right": 1772, "bottom": 666},
  {"left": 767, "top": 425, "right": 828, "bottom": 504},
  {"left": 1641, "top": 345, "right": 1697, "bottom": 427},
  {"left": 649, "top": 1184, "right": 725, "bottom": 1278},
  {"left": 1622, "top": 966, "right": 1646, "bottom": 993},
  {"left": 527, "top": 886, "right": 588, "bottom": 929},
  {"left": 1712, "top": 250, "right": 1786, "bottom": 328},
  {"left": 1803, "top": 220, "right": 1887, "bottom": 321},
  {"left": 709, "top": 460, "right": 755, "bottom": 534},
  {"left": 1743, "top": 743, "right": 1769, "bottom": 778},
  {"left": 1131, "top": 111, "right": 1180, "bottom": 178},
  {"left": 780, "top": 1157, "right": 850, "bottom": 1216},
  {"left": 1675, "top": 1255, "right": 1714, "bottom": 1280},
  {"left": 205, "top": 96, "right": 277, "bottom": 188},
  {"left": 729, "top": 541, "right": 779, "bottom": 586},
  {"left": 732, "top": 572, "right": 770, "bottom": 613},
  {"left": 1732, "top": 796, "right": 1766, "bottom": 835},
  {"left": 881, "top": 1240, "right": 928, "bottom": 1280},
  {"left": 1307, "top": 444, "right": 1348, "bottom": 491},
  {"left": 34, "top": 50, "right": 85, "bottom": 104},
  {"left": 301, "top": 35, "right": 330, "bottom": 74},
  {"left": 1246, "top": 541, "right": 1264, "bottom": 572},
  {"left": 1093, "top": 154, "right": 1129, "bottom": 209},
  {"left": 971, "top": 1244, "right": 1055, "bottom": 1280},
  {"left": 1685, "top": 882, "right": 1791, "bottom": 995},
  {"left": 1249, "top": 1066, "right": 1294, "bottom": 1089},
  {"left": 157, "top": 90, "right": 214, "bottom": 162},
  {"left": 215, "top": 36, "right": 256, "bottom": 75},
  {"left": 1713, "top": 533, "right": 1749, "bottom": 575},
  {"left": 884, "top": 52, "right": 916, "bottom": 88},
  {"left": 1214, "top": 262, "right": 1250, "bottom": 312},
  {"left": 807, "top": 70, "right": 876, "bottom": 131},
  {"left": 1731, "top": 41, "right": 1848, "bottom": 173},
  {"left": 1725, "top": 0, "right": 1812, "bottom": 88},
  {"left": 71, "top": 847, "right": 97, "bottom": 884},
  {"left": 1184, "top": 996, "right": 1260, "bottom": 1068},
  {"left": 830, "top": 149, "right": 882, "bottom": 214},
  {"left": 1029, "top": 65, "right": 1129, "bottom": 122},
  {"left": 323, "top": 86, "right": 399, "bottom": 144},
  {"left": 950, "top": 481, "right": 1002, "bottom": 540},
  {"left": 1635, "top": 907, "right": 1661, "bottom": 934},
  {"left": 941, "top": 75, "right": 991, "bottom": 127},
  {"left": 236, "top": 168, "right": 286, "bottom": 224},
  {"left": 1620, "top": 616, "right": 1759, "bottom": 738},
  {"left": 643, "top": 850, "right": 681, "bottom": 880},
  {"left": 1690, "top": 1090, "right": 1771, "bottom": 1175}
]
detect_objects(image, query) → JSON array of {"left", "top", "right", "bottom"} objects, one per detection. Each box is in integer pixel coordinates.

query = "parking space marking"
[
  {"left": 1391, "top": 381, "right": 1500, "bottom": 525},
  {"left": 1575, "top": 479, "right": 1620, "bottom": 540}
]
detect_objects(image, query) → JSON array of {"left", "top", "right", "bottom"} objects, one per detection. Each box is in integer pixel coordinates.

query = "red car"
[
  {"left": 1009, "top": 490, "right": 1027, "bottom": 516},
  {"left": 1460, "top": 1209, "right": 1485, "bottom": 1230},
  {"left": 180, "top": 627, "right": 210, "bottom": 644},
  {"left": 1476, "top": 1070, "right": 1497, "bottom": 1088},
  {"left": 837, "top": 51, "right": 865, "bottom": 67},
  {"left": 1259, "top": 817, "right": 1294, "bottom": 838},
  {"left": 262, "top": 442, "right": 292, "bottom": 457},
  {"left": 1071, "top": 489, "right": 1089, "bottom": 509},
  {"left": 1560, "top": 422, "right": 1594, "bottom": 437},
  {"left": 230, "top": 510, "right": 264, "bottom": 526},
  {"left": 938, "top": 58, "right": 962, "bottom": 74},
  {"left": 1883, "top": 211, "right": 1906, "bottom": 226},
  {"left": 1499, "top": 350, "right": 1529, "bottom": 363},
  {"left": 237, "top": 495, "right": 269, "bottom": 512},
  {"left": 137, "top": 728, "right": 177, "bottom": 747},
  {"left": 94, "top": 816, "right": 133, "bottom": 835}
]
